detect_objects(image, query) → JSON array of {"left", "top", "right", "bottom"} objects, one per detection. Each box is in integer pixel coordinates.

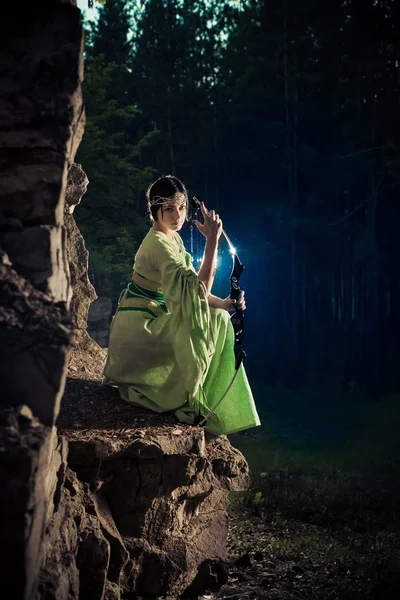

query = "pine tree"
[
  {"left": 85, "top": 0, "right": 133, "bottom": 105},
  {"left": 75, "top": 55, "right": 158, "bottom": 296},
  {"left": 130, "top": 0, "right": 231, "bottom": 191},
  {"left": 77, "top": 0, "right": 161, "bottom": 297}
]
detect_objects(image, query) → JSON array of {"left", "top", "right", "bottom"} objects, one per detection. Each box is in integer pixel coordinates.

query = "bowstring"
[
  {"left": 190, "top": 221, "right": 194, "bottom": 255},
  {"left": 197, "top": 368, "right": 240, "bottom": 427}
]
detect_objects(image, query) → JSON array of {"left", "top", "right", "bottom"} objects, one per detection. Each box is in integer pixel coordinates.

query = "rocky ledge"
[{"left": 35, "top": 377, "right": 250, "bottom": 599}]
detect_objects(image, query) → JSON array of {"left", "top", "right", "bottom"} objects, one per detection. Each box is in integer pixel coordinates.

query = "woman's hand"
[
  {"left": 192, "top": 202, "right": 223, "bottom": 243},
  {"left": 222, "top": 290, "right": 246, "bottom": 312}
]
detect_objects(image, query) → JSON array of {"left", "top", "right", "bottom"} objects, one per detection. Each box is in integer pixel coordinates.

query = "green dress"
[{"left": 103, "top": 228, "right": 260, "bottom": 435}]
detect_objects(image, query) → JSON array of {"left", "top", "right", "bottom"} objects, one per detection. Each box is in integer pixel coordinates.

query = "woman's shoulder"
[
  {"left": 145, "top": 228, "right": 171, "bottom": 251},
  {"left": 134, "top": 229, "right": 152, "bottom": 255},
  {"left": 139, "top": 229, "right": 179, "bottom": 263},
  {"left": 139, "top": 228, "right": 166, "bottom": 251},
  {"left": 148, "top": 229, "right": 185, "bottom": 253}
]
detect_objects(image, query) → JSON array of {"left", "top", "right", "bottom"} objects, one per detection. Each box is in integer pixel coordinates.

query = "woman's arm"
[
  {"left": 197, "top": 239, "right": 218, "bottom": 295},
  {"left": 208, "top": 292, "right": 247, "bottom": 311},
  {"left": 193, "top": 203, "right": 222, "bottom": 296},
  {"left": 208, "top": 294, "right": 226, "bottom": 309}
]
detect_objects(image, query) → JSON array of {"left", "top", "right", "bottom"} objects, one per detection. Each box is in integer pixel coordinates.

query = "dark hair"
[{"left": 146, "top": 175, "right": 188, "bottom": 223}]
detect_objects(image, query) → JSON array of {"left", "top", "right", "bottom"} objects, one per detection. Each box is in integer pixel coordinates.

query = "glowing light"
[
  {"left": 229, "top": 246, "right": 236, "bottom": 255},
  {"left": 195, "top": 256, "right": 220, "bottom": 266}
]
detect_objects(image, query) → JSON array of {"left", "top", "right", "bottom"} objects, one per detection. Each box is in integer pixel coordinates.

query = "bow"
[
  {"left": 228, "top": 241, "right": 246, "bottom": 370},
  {"left": 191, "top": 196, "right": 246, "bottom": 371}
]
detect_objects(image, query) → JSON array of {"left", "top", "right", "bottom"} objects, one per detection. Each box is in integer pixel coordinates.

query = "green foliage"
[
  {"left": 85, "top": 0, "right": 133, "bottom": 79},
  {"left": 129, "top": 0, "right": 238, "bottom": 188},
  {"left": 75, "top": 54, "right": 158, "bottom": 295}
]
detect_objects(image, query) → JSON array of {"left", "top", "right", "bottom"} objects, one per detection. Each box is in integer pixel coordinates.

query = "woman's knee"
[{"left": 210, "top": 307, "right": 231, "bottom": 325}]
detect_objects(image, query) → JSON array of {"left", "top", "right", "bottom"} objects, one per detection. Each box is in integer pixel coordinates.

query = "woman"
[{"left": 103, "top": 175, "right": 260, "bottom": 435}]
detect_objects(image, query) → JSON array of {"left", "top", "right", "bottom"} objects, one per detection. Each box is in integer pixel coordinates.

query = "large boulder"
[
  {"left": 41, "top": 381, "right": 250, "bottom": 599},
  {"left": 0, "top": 3, "right": 84, "bottom": 599}
]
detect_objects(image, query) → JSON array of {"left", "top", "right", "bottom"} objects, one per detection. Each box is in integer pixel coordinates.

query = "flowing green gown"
[{"left": 103, "top": 228, "right": 260, "bottom": 435}]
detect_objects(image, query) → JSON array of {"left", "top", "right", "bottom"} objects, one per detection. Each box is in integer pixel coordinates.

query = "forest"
[
  {"left": 76, "top": 2, "right": 400, "bottom": 596},
  {"left": 77, "top": 0, "right": 400, "bottom": 399}
]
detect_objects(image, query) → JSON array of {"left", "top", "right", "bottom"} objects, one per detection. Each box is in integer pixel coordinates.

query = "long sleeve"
[{"left": 145, "top": 231, "right": 215, "bottom": 396}]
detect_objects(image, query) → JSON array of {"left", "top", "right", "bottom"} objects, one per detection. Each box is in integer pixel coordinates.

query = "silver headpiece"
[{"left": 149, "top": 192, "right": 187, "bottom": 207}]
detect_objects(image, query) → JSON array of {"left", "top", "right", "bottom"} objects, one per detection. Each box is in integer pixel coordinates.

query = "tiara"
[{"left": 149, "top": 192, "right": 187, "bottom": 207}]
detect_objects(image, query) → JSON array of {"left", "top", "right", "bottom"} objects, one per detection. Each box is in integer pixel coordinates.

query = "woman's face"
[{"left": 156, "top": 194, "right": 187, "bottom": 232}]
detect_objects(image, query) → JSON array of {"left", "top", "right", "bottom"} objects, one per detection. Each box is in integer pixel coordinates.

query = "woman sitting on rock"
[{"left": 103, "top": 175, "right": 260, "bottom": 435}]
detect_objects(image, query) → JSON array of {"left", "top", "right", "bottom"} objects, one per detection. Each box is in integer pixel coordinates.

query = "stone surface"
[
  {"left": 65, "top": 162, "right": 88, "bottom": 214},
  {"left": 0, "top": 250, "right": 72, "bottom": 425},
  {"left": 0, "top": 1, "right": 84, "bottom": 306},
  {"left": 66, "top": 430, "right": 247, "bottom": 600},
  {"left": 67, "top": 328, "right": 107, "bottom": 382},
  {"left": 26, "top": 366, "right": 250, "bottom": 600},
  {"left": 63, "top": 161, "right": 106, "bottom": 372},
  {"left": 56, "top": 375, "right": 250, "bottom": 599},
  {"left": 87, "top": 296, "right": 113, "bottom": 347},
  {"left": 0, "top": 405, "right": 68, "bottom": 600},
  {"left": 0, "top": 226, "right": 71, "bottom": 303},
  {"left": 35, "top": 480, "right": 81, "bottom": 600},
  {"left": 64, "top": 163, "right": 97, "bottom": 330},
  {"left": 0, "top": 2, "right": 85, "bottom": 226}
]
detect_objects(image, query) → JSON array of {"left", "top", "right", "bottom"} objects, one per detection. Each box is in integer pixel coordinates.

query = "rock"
[
  {"left": 0, "top": 406, "right": 69, "bottom": 600},
  {"left": 0, "top": 226, "right": 71, "bottom": 303},
  {"left": 232, "top": 553, "right": 252, "bottom": 570},
  {"left": 180, "top": 559, "right": 228, "bottom": 598},
  {"left": 64, "top": 172, "right": 97, "bottom": 330},
  {"left": 0, "top": 2, "right": 84, "bottom": 227},
  {"left": 68, "top": 329, "right": 107, "bottom": 381},
  {"left": 0, "top": 255, "right": 72, "bottom": 425},
  {"left": 64, "top": 165, "right": 113, "bottom": 348},
  {"left": 87, "top": 296, "right": 112, "bottom": 347},
  {"left": 54, "top": 421, "right": 250, "bottom": 598},
  {"left": 0, "top": 1, "right": 84, "bottom": 307},
  {"left": 64, "top": 161, "right": 106, "bottom": 375},
  {"left": 0, "top": 3, "right": 84, "bottom": 598},
  {"left": 65, "top": 163, "right": 88, "bottom": 214},
  {"left": 77, "top": 515, "right": 111, "bottom": 599}
]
